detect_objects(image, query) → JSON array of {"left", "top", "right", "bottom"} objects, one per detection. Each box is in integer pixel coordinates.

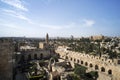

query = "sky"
[{"left": 0, "top": 0, "right": 120, "bottom": 37}]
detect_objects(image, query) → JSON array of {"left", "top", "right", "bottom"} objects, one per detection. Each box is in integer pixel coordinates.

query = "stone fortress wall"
[
  {"left": 55, "top": 46, "right": 120, "bottom": 80},
  {"left": 17, "top": 50, "right": 51, "bottom": 62}
]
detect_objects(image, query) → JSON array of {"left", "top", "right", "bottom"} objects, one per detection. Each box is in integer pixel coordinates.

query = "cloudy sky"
[{"left": 0, "top": 0, "right": 120, "bottom": 37}]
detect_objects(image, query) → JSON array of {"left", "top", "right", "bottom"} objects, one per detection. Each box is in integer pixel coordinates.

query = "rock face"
[{"left": 55, "top": 46, "right": 120, "bottom": 80}]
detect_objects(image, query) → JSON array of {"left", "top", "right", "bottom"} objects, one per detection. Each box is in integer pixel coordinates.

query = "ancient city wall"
[
  {"left": 18, "top": 50, "right": 51, "bottom": 61},
  {"left": 55, "top": 46, "right": 120, "bottom": 80}
]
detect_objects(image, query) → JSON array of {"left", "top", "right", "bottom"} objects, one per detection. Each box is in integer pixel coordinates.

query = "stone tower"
[{"left": 46, "top": 33, "right": 49, "bottom": 44}]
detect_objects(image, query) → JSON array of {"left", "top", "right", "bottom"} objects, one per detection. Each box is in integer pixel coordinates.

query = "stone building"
[
  {"left": 17, "top": 33, "right": 52, "bottom": 62},
  {"left": 39, "top": 42, "right": 49, "bottom": 49},
  {"left": 55, "top": 46, "right": 120, "bottom": 80},
  {"left": 18, "top": 50, "right": 51, "bottom": 61},
  {"left": 90, "top": 35, "right": 104, "bottom": 40},
  {"left": 39, "top": 33, "right": 49, "bottom": 49}
]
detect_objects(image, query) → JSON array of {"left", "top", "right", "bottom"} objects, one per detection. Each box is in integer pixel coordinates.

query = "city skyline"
[{"left": 0, "top": 0, "right": 120, "bottom": 37}]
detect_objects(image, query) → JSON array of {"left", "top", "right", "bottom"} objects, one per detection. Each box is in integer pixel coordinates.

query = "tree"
[
  {"left": 74, "top": 64, "right": 87, "bottom": 77},
  {"left": 108, "top": 51, "right": 117, "bottom": 59},
  {"left": 88, "top": 71, "right": 98, "bottom": 80},
  {"left": 51, "top": 55, "right": 58, "bottom": 62}
]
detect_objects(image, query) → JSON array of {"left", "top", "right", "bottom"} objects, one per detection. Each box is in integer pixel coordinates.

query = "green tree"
[
  {"left": 88, "top": 71, "right": 98, "bottom": 80},
  {"left": 74, "top": 64, "right": 87, "bottom": 77},
  {"left": 108, "top": 51, "right": 117, "bottom": 59}
]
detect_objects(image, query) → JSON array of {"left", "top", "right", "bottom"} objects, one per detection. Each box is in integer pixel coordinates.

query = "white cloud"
[
  {"left": 83, "top": 19, "right": 95, "bottom": 27},
  {"left": 1, "top": 0, "right": 28, "bottom": 11},
  {"left": 1, "top": 0, "right": 32, "bottom": 23},
  {"left": 2, "top": 9, "right": 33, "bottom": 24}
]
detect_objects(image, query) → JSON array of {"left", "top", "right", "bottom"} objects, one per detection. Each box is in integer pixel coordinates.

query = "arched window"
[
  {"left": 34, "top": 54, "right": 37, "bottom": 59},
  {"left": 70, "top": 58, "right": 72, "bottom": 61},
  {"left": 81, "top": 61, "right": 83, "bottom": 64},
  {"left": 101, "top": 67, "right": 105, "bottom": 72},
  {"left": 74, "top": 59, "right": 76, "bottom": 62},
  {"left": 66, "top": 56, "right": 68, "bottom": 59},
  {"left": 95, "top": 65, "right": 99, "bottom": 70},
  {"left": 28, "top": 54, "right": 31, "bottom": 60},
  {"left": 20, "top": 55, "right": 25, "bottom": 63},
  {"left": 89, "top": 63, "right": 93, "bottom": 67},
  {"left": 77, "top": 60, "right": 79, "bottom": 63},
  {"left": 85, "top": 62, "right": 88, "bottom": 66},
  {"left": 118, "top": 60, "right": 120, "bottom": 64},
  {"left": 21, "top": 55, "right": 25, "bottom": 61},
  {"left": 57, "top": 54, "right": 60, "bottom": 57},
  {"left": 40, "top": 53, "right": 43, "bottom": 59},
  {"left": 108, "top": 69, "right": 112, "bottom": 75}
]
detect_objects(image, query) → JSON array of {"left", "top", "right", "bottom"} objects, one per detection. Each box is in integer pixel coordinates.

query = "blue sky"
[{"left": 0, "top": 0, "right": 120, "bottom": 37}]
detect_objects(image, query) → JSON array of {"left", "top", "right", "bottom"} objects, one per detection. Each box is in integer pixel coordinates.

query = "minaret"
[{"left": 46, "top": 33, "right": 49, "bottom": 44}]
